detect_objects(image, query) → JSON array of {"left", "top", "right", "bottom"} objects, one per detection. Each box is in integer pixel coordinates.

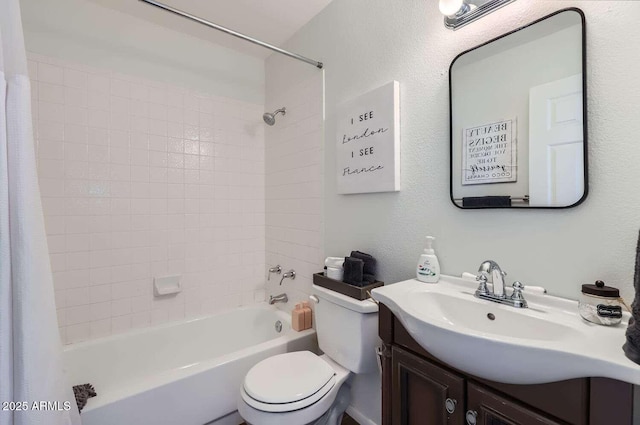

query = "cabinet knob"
[
  {"left": 445, "top": 398, "right": 457, "bottom": 414},
  {"left": 466, "top": 410, "right": 478, "bottom": 425}
]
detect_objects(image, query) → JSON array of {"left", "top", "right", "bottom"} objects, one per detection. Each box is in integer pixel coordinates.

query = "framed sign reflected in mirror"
[{"left": 449, "top": 8, "right": 587, "bottom": 209}]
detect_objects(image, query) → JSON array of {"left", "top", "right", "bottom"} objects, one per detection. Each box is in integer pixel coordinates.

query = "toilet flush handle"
[{"left": 309, "top": 294, "right": 320, "bottom": 304}]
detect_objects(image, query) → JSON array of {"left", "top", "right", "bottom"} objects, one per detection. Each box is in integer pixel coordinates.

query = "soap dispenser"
[{"left": 417, "top": 236, "right": 440, "bottom": 283}]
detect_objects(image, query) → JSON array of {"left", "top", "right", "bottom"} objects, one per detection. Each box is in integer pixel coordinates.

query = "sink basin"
[
  {"left": 410, "top": 292, "right": 579, "bottom": 342},
  {"left": 372, "top": 276, "right": 640, "bottom": 385}
]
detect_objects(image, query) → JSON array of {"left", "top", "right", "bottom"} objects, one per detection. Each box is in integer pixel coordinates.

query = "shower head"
[{"left": 263, "top": 107, "right": 286, "bottom": 126}]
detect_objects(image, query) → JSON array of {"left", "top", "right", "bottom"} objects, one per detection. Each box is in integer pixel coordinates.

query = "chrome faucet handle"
[
  {"left": 267, "top": 265, "right": 282, "bottom": 281},
  {"left": 510, "top": 281, "right": 527, "bottom": 308},
  {"left": 475, "top": 274, "right": 489, "bottom": 295},
  {"left": 279, "top": 269, "right": 296, "bottom": 286}
]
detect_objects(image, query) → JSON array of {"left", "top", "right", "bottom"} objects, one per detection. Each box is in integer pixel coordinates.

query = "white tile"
[
  {"left": 90, "top": 267, "right": 111, "bottom": 286},
  {"left": 90, "top": 285, "right": 112, "bottom": 304},
  {"left": 111, "top": 298, "right": 132, "bottom": 316},
  {"left": 38, "top": 140, "right": 64, "bottom": 160},
  {"left": 111, "top": 315, "right": 132, "bottom": 334},
  {"left": 65, "top": 87, "right": 87, "bottom": 107},
  {"left": 39, "top": 101, "right": 65, "bottom": 122},
  {"left": 36, "top": 54, "right": 270, "bottom": 344},
  {"left": 39, "top": 121, "right": 65, "bottom": 140},
  {"left": 66, "top": 287, "right": 90, "bottom": 306},
  {"left": 111, "top": 79, "right": 131, "bottom": 98},
  {"left": 38, "top": 63, "right": 64, "bottom": 85},
  {"left": 65, "top": 305, "right": 91, "bottom": 325},
  {"left": 131, "top": 311, "right": 151, "bottom": 328},
  {"left": 64, "top": 68, "right": 88, "bottom": 90},
  {"left": 39, "top": 82, "right": 64, "bottom": 104},
  {"left": 90, "top": 319, "right": 112, "bottom": 338},
  {"left": 38, "top": 159, "right": 64, "bottom": 179},
  {"left": 88, "top": 92, "right": 109, "bottom": 110},
  {"left": 66, "top": 251, "right": 91, "bottom": 270},
  {"left": 28, "top": 60, "right": 38, "bottom": 80},
  {"left": 65, "top": 323, "right": 90, "bottom": 344},
  {"left": 88, "top": 74, "right": 110, "bottom": 94},
  {"left": 64, "top": 142, "right": 88, "bottom": 161},
  {"left": 65, "top": 105, "right": 88, "bottom": 125},
  {"left": 88, "top": 109, "right": 109, "bottom": 128}
]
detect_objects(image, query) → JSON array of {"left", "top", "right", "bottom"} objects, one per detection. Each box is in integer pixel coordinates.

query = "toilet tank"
[{"left": 311, "top": 284, "right": 379, "bottom": 374}]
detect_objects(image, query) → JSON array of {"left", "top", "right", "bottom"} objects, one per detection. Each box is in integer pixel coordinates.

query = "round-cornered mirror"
[{"left": 449, "top": 8, "right": 587, "bottom": 209}]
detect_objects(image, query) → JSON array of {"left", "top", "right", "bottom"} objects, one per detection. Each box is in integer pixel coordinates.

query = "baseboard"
[
  {"left": 346, "top": 406, "right": 379, "bottom": 425},
  {"left": 204, "top": 410, "right": 243, "bottom": 425}
]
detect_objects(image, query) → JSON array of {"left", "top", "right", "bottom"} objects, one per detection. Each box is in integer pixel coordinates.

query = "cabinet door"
[
  {"left": 392, "top": 347, "right": 465, "bottom": 425},
  {"left": 466, "top": 383, "right": 564, "bottom": 425}
]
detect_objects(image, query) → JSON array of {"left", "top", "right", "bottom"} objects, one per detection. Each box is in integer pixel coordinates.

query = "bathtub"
[{"left": 63, "top": 304, "right": 317, "bottom": 425}]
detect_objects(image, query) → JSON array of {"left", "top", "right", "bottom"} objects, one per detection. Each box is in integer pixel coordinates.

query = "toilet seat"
[{"left": 242, "top": 351, "right": 337, "bottom": 413}]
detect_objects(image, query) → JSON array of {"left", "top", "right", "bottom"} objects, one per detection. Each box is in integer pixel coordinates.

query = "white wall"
[
  {"left": 19, "top": 0, "right": 264, "bottom": 104},
  {"left": 281, "top": 0, "right": 640, "bottom": 303},
  {"left": 30, "top": 53, "right": 266, "bottom": 344}
]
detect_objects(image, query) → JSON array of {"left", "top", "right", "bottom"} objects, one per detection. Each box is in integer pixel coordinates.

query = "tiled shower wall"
[
  {"left": 264, "top": 68, "right": 324, "bottom": 307},
  {"left": 29, "top": 53, "right": 266, "bottom": 344}
]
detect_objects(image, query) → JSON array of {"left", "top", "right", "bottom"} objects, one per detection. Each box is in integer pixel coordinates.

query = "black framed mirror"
[{"left": 449, "top": 8, "right": 587, "bottom": 209}]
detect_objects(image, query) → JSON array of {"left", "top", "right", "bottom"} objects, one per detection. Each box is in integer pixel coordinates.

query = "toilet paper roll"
[{"left": 325, "top": 257, "right": 345, "bottom": 268}]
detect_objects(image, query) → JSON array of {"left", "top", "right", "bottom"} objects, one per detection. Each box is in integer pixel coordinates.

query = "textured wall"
[
  {"left": 30, "top": 53, "right": 266, "bottom": 344},
  {"left": 281, "top": 0, "right": 640, "bottom": 301}
]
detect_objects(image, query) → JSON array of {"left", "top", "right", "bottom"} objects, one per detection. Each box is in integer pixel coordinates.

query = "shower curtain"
[{"left": 0, "top": 0, "right": 81, "bottom": 424}]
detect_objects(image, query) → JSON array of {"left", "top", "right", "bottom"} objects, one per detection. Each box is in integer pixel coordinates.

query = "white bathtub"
[{"left": 63, "top": 304, "right": 317, "bottom": 425}]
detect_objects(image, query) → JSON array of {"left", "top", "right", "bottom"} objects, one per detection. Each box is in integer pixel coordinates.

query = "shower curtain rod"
[{"left": 138, "top": 0, "right": 324, "bottom": 69}]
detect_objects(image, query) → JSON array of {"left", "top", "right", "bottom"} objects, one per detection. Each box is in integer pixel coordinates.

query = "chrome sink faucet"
[
  {"left": 478, "top": 260, "right": 507, "bottom": 297},
  {"left": 475, "top": 260, "right": 527, "bottom": 308}
]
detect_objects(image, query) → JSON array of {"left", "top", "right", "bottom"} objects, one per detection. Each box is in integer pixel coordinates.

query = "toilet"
[{"left": 238, "top": 284, "right": 379, "bottom": 425}]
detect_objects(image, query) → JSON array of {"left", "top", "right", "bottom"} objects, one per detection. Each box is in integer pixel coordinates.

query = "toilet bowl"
[
  {"left": 237, "top": 353, "right": 350, "bottom": 425},
  {"left": 238, "top": 284, "right": 379, "bottom": 425}
]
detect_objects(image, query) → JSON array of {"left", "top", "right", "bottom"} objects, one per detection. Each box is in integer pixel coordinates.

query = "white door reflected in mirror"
[{"left": 529, "top": 74, "right": 584, "bottom": 207}]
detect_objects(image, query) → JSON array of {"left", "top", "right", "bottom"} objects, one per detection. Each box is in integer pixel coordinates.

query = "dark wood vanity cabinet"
[
  {"left": 466, "top": 382, "right": 564, "bottom": 425},
  {"left": 392, "top": 346, "right": 464, "bottom": 424},
  {"left": 379, "top": 304, "right": 634, "bottom": 425}
]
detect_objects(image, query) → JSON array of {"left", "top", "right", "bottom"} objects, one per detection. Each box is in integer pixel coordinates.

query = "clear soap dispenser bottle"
[{"left": 417, "top": 236, "right": 440, "bottom": 283}]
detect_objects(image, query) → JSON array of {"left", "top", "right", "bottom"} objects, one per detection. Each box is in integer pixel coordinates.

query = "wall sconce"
[{"left": 439, "top": 0, "right": 517, "bottom": 30}]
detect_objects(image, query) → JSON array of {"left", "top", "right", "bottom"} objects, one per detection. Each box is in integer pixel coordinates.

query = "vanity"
[{"left": 372, "top": 276, "right": 638, "bottom": 425}]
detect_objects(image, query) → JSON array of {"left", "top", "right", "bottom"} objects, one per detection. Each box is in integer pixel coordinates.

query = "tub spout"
[{"left": 269, "top": 293, "right": 288, "bottom": 305}]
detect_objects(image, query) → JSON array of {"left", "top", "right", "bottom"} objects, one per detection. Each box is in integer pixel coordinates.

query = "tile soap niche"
[{"left": 154, "top": 275, "right": 181, "bottom": 297}]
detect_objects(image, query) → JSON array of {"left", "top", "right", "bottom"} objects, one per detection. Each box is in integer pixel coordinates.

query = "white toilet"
[{"left": 238, "top": 284, "right": 379, "bottom": 425}]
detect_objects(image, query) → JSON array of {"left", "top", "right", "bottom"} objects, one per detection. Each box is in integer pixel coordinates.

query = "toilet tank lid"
[{"left": 312, "top": 284, "right": 379, "bottom": 313}]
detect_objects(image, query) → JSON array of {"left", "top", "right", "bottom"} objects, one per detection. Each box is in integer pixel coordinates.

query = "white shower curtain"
[{"left": 0, "top": 0, "right": 81, "bottom": 424}]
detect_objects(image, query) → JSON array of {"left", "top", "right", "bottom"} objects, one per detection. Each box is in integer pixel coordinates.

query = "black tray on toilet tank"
[{"left": 313, "top": 273, "right": 384, "bottom": 301}]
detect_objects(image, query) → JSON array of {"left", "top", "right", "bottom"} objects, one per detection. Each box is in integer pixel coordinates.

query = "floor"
[
  {"left": 241, "top": 413, "right": 359, "bottom": 424},
  {"left": 341, "top": 414, "right": 359, "bottom": 424}
]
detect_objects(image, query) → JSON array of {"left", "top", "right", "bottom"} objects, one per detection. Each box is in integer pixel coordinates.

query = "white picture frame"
[
  {"left": 336, "top": 81, "right": 400, "bottom": 194},
  {"left": 462, "top": 118, "right": 517, "bottom": 185}
]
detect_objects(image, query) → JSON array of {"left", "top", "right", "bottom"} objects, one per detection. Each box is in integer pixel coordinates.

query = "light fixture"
[{"left": 439, "top": 0, "right": 517, "bottom": 30}]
